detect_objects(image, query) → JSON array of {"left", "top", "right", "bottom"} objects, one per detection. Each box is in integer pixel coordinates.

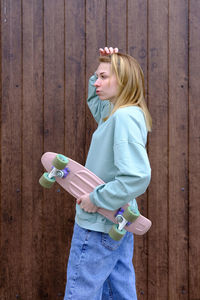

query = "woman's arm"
[
  {"left": 89, "top": 140, "right": 151, "bottom": 210},
  {"left": 87, "top": 47, "right": 118, "bottom": 124},
  {"left": 87, "top": 74, "right": 110, "bottom": 123},
  {"left": 77, "top": 140, "right": 151, "bottom": 213}
]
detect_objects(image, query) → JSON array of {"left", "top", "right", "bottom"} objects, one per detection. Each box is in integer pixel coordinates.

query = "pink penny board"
[{"left": 41, "top": 152, "right": 152, "bottom": 235}]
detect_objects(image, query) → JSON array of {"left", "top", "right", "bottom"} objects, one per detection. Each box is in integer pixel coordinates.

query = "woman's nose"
[{"left": 94, "top": 78, "right": 100, "bottom": 87}]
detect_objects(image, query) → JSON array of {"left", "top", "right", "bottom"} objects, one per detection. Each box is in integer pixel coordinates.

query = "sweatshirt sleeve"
[
  {"left": 89, "top": 110, "right": 151, "bottom": 210},
  {"left": 90, "top": 141, "right": 151, "bottom": 210},
  {"left": 87, "top": 74, "right": 110, "bottom": 124}
]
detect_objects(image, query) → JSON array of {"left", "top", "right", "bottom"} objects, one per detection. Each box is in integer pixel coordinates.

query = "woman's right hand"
[{"left": 99, "top": 47, "right": 119, "bottom": 56}]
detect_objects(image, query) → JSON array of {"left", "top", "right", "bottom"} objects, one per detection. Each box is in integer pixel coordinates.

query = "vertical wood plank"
[
  {"left": 189, "top": 0, "right": 200, "bottom": 298},
  {"left": 85, "top": 0, "right": 106, "bottom": 154},
  {"left": 43, "top": 1, "right": 65, "bottom": 298},
  {"left": 169, "top": 0, "right": 189, "bottom": 298},
  {"left": 22, "top": 0, "right": 44, "bottom": 299},
  {"left": 107, "top": 0, "right": 127, "bottom": 52},
  {"left": 147, "top": 0, "right": 169, "bottom": 299},
  {"left": 127, "top": 1, "right": 148, "bottom": 298},
  {"left": 0, "top": 0, "right": 22, "bottom": 299},
  {"left": 64, "top": 0, "right": 86, "bottom": 290},
  {"left": 128, "top": 0, "right": 148, "bottom": 71},
  {"left": 65, "top": 0, "right": 86, "bottom": 163}
]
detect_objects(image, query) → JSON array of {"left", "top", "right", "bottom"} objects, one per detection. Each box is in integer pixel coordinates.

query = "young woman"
[{"left": 64, "top": 47, "right": 152, "bottom": 300}]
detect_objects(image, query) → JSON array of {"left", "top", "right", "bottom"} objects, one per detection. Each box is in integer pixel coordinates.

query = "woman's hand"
[
  {"left": 77, "top": 193, "right": 98, "bottom": 213},
  {"left": 99, "top": 47, "right": 119, "bottom": 56}
]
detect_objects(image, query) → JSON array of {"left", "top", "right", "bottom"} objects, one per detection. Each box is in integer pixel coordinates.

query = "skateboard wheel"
[
  {"left": 108, "top": 224, "right": 126, "bottom": 241},
  {"left": 123, "top": 206, "right": 140, "bottom": 223},
  {"left": 53, "top": 154, "right": 69, "bottom": 170},
  {"left": 39, "top": 172, "right": 56, "bottom": 188}
]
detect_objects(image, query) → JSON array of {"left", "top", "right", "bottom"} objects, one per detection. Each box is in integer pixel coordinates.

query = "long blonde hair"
[{"left": 99, "top": 53, "right": 152, "bottom": 132}]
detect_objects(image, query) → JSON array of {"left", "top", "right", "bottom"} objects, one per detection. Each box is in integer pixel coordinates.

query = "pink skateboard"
[{"left": 39, "top": 152, "right": 151, "bottom": 240}]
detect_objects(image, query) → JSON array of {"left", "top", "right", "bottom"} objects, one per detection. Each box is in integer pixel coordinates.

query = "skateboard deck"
[{"left": 40, "top": 152, "right": 152, "bottom": 236}]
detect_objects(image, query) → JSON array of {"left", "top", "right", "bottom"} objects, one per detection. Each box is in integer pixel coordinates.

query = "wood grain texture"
[
  {"left": 85, "top": 0, "right": 106, "bottom": 154},
  {"left": 1, "top": 1, "right": 23, "bottom": 299},
  {"left": 107, "top": 0, "right": 127, "bottom": 52},
  {"left": 64, "top": 0, "right": 86, "bottom": 294},
  {"left": 21, "top": 1, "right": 44, "bottom": 299},
  {"left": 148, "top": 1, "right": 169, "bottom": 299},
  {"left": 43, "top": 1, "right": 66, "bottom": 298},
  {"left": 168, "top": 0, "right": 189, "bottom": 298},
  {"left": 65, "top": 0, "right": 86, "bottom": 163},
  {"left": 127, "top": 1, "right": 148, "bottom": 298},
  {"left": 188, "top": 0, "right": 200, "bottom": 298},
  {"left": 0, "top": 1, "right": 199, "bottom": 299}
]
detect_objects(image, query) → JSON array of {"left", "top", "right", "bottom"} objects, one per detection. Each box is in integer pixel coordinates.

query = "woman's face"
[{"left": 94, "top": 63, "right": 118, "bottom": 103}]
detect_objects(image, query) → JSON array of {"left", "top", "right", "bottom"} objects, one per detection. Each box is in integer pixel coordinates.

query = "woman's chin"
[{"left": 99, "top": 96, "right": 106, "bottom": 100}]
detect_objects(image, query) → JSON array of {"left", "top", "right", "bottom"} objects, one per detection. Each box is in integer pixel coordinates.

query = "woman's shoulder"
[
  {"left": 113, "top": 106, "right": 146, "bottom": 126},
  {"left": 113, "top": 106, "right": 148, "bottom": 145}
]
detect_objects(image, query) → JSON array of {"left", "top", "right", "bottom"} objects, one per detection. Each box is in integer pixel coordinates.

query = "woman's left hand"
[
  {"left": 77, "top": 193, "right": 98, "bottom": 213},
  {"left": 99, "top": 47, "right": 119, "bottom": 56}
]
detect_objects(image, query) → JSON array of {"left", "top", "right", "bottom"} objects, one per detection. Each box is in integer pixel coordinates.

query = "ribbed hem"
[{"left": 75, "top": 216, "right": 113, "bottom": 234}]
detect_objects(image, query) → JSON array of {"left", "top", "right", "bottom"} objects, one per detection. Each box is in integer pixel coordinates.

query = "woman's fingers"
[
  {"left": 99, "top": 47, "right": 119, "bottom": 56},
  {"left": 104, "top": 47, "right": 109, "bottom": 54},
  {"left": 99, "top": 48, "right": 104, "bottom": 54},
  {"left": 109, "top": 47, "right": 114, "bottom": 53},
  {"left": 76, "top": 198, "right": 81, "bottom": 205}
]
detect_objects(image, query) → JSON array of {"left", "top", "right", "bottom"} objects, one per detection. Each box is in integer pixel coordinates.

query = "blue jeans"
[{"left": 64, "top": 223, "right": 137, "bottom": 300}]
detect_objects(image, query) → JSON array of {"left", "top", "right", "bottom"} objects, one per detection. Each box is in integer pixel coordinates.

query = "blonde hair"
[{"left": 99, "top": 53, "right": 152, "bottom": 132}]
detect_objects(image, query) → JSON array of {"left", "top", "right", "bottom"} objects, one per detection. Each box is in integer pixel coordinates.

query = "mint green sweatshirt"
[{"left": 75, "top": 74, "right": 151, "bottom": 233}]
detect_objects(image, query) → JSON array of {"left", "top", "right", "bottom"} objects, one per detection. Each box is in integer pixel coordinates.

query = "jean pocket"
[{"left": 101, "top": 232, "right": 124, "bottom": 251}]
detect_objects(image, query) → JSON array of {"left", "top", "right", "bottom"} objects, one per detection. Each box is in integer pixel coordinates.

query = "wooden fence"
[{"left": 0, "top": 0, "right": 199, "bottom": 299}]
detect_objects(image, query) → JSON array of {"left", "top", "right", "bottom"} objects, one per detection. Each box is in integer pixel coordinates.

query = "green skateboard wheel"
[
  {"left": 108, "top": 224, "right": 126, "bottom": 241},
  {"left": 39, "top": 172, "right": 56, "bottom": 188},
  {"left": 52, "top": 154, "right": 69, "bottom": 170},
  {"left": 123, "top": 206, "right": 140, "bottom": 222}
]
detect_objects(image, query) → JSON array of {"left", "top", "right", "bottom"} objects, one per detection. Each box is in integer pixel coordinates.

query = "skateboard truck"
[
  {"left": 115, "top": 208, "right": 131, "bottom": 231},
  {"left": 39, "top": 154, "right": 70, "bottom": 188},
  {"left": 108, "top": 207, "right": 140, "bottom": 241},
  {"left": 48, "top": 166, "right": 70, "bottom": 179}
]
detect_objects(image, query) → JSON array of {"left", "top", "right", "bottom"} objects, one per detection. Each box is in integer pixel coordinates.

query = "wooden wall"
[{"left": 0, "top": 1, "right": 199, "bottom": 299}]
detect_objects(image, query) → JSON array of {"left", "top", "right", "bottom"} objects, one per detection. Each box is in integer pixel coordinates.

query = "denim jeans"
[{"left": 64, "top": 223, "right": 137, "bottom": 300}]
